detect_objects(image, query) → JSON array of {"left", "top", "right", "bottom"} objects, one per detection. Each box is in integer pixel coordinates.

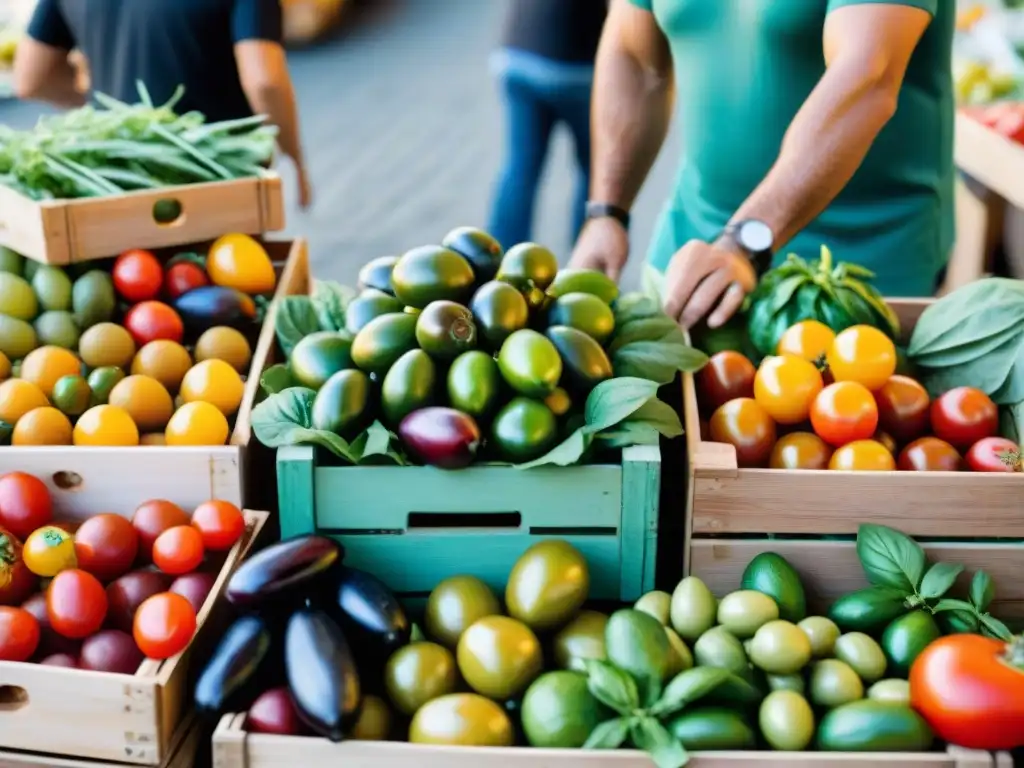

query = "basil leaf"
[
  {"left": 919, "top": 562, "right": 964, "bottom": 600},
  {"left": 856, "top": 524, "right": 926, "bottom": 592},
  {"left": 980, "top": 613, "right": 1013, "bottom": 642},
  {"left": 584, "top": 717, "right": 630, "bottom": 750},
  {"left": 625, "top": 397, "right": 683, "bottom": 438},
  {"left": 769, "top": 274, "right": 806, "bottom": 312},
  {"left": 630, "top": 718, "right": 688, "bottom": 768},
  {"left": 642, "top": 264, "right": 666, "bottom": 304},
  {"left": 513, "top": 426, "right": 592, "bottom": 469},
  {"left": 274, "top": 295, "right": 321, "bottom": 357},
  {"left": 584, "top": 659, "right": 640, "bottom": 715},
  {"left": 585, "top": 377, "right": 660, "bottom": 432},
  {"left": 608, "top": 317, "right": 686, "bottom": 354},
  {"left": 931, "top": 598, "right": 975, "bottom": 613},
  {"left": 613, "top": 293, "right": 663, "bottom": 326},
  {"left": 595, "top": 422, "right": 661, "bottom": 449},
  {"left": 937, "top": 607, "right": 980, "bottom": 634},
  {"left": 650, "top": 666, "right": 731, "bottom": 717},
  {"left": 970, "top": 570, "right": 996, "bottom": 611},
  {"left": 351, "top": 420, "right": 408, "bottom": 466},
  {"left": 612, "top": 341, "right": 709, "bottom": 384},
  {"left": 311, "top": 279, "right": 353, "bottom": 332},
  {"left": 250, "top": 386, "right": 359, "bottom": 462},
  {"left": 259, "top": 364, "right": 293, "bottom": 397}
]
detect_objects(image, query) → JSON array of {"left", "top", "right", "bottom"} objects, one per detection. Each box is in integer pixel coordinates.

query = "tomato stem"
[
  {"left": 0, "top": 533, "right": 14, "bottom": 566},
  {"left": 1003, "top": 636, "right": 1024, "bottom": 671}
]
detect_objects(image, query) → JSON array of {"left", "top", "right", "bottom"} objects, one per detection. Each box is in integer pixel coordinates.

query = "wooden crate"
[
  {"left": 0, "top": 238, "right": 309, "bottom": 514},
  {"left": 277, "top": 442, "right": 661, "bottom": 602},
  {"left": 0, "top": 175, "right": 285, "bottom": 266},
  {"left": 0, "top": 510, "right": 268, "bottom": 765},
  {"left": 211, "top": 713, "right": 1010, "bottom": 768},
  {"left": 684, "top": 299, "right": 1024, "bottom": 536}
]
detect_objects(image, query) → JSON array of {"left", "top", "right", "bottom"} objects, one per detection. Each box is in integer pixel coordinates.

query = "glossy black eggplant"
[
  {"left": 329, "top": 567, "right": 410, "bottom": 659},
  {"left": 194, "top": 615, "right": 273, "bottom": 717},
  {"left": 226, "top": 535, "right": 342, "bottom": 608},
  {"left": 285, "top": 609, "right": 362, "bottom": 741},
  {"left": 174, "top": 285, "right": 258, "bottom": 333}
]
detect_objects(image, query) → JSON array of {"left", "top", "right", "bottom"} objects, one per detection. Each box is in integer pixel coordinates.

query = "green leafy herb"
[
  {"left": 311, "top": 280, "right": 354, "bottom": 332},
  {"left": 971, "top": 570, "right": 995, "bottom": 612},
  {"left": 856, "top": 524, "right": 926, "bottom": 593},
  {"left": 649, "top": 667, "right": 731, "bottom": 717},
  {"left": 613, "top": 293, "right": 662, "bottom": 326},
  {"left": 584, "top": 659, "right": 640, "bottom": 715},
  {"left": 980, "top": 613, "right": 1013, "bottom": 642},
  {"left": 630, "top": 718, "right": 688, "bottom": 768},
  {"left": 608, "top": 316, "right": 686, "bottom": 353},
  {"left": 919, "top": 562, "right": 964, "bottom": 600},
  {"left": 250, "top": 386, "right": 358, "bottom": 462},
  {"left": 585, "top": 378, "right": 660, "bottom": 431},
  {"left": 612, "top": 341, "right": 708, "bottom": 385},
  {"left": 259, "top": 364, "right": 293, "bottom": 397},
  {"left": 642, "top": 264, "right": 666, "bottom": 303},
  {"left": 275, "top": 296, "right": 321, "bottom": 357},
  {"left": 627, "top": 398, "right": 684, "bottom": 439},
  {"left": 595, "top": 421, "right": 661, "bottom": 449},
  {"left": 350, "top": 420, "right": 408, "bottom": 466},
  {"left": 584, "top": 717, "right": 630, "bottom": 750}
]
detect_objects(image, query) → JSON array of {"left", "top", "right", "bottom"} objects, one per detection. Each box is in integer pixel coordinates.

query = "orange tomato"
[
  {"left": 810, "top": 381, "right": 879, "bottom": 447},
  {"left": 828, "top": 439, "right": 896, "bottom": 471},
  {"left": 776, "top": 320, "right": 836, "bottom": 362},
  {"left": 769, "top": 432, "right": 832, "bottom": 470}
]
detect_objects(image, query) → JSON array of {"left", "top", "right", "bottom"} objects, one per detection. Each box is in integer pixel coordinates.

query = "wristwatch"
[
  {"left": 722, "top": 219, "right": 774, "bottom": 275},
  {"left": 585, "top": 202, "right": 631, "bottom": 230}
]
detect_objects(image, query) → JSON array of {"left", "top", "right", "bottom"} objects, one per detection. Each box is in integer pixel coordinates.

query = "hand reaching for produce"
[
  {"left": 663, "top": 239, "right": 757, "bottom": 330},
  {"left": 568, "top": 218, "right": 629, "bottom": 283}
]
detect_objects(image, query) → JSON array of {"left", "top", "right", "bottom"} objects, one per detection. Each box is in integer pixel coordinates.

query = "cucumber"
[
  {"left": 741, "top": 552, "right": 807, "bottom": 622},
  {"left": 667, "top": 706, "right": 757, "bottom": 750},
  {"left": 828, "top": 586, "right": 909, "bottom": 633},
  {"left": 817, "top": 700, "right": 933, "bottom": 752},
  {"left": 881, "top": 610, "right": 941, "bottom": 678}
]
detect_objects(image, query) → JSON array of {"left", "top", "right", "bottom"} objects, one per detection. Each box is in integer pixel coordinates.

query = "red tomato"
[
  {"left": 696, "top": 351, "right": 756, "bottom": 412},
  {"left": 133, "top": 592, "right": 197, "bottom": 659},
  {"left": 874, "top": 376, "right": 930, "bottom": 444},
  {"left": 124, "top": 301, "right": 184, "bottom": 345},
  {"left": 826, "top": 325, "right": 897, "bottom": 392},
  {"left": 0, "top": 471, "right": 53, "bottom": 540},
  {"left": 810, "top": 381, "right": 879, "bottom": 447},
  {"left": 191, "top": 500, "right": 245, "bottom": 551},
  {"left": 753, "top": 354, "right": 823, "bottom": 425},
  {"left": 910, "top": 634, "right": 1024, "bottom": 750},
  {"left": 930, "top": 387, "right": 999, "bottom": 450},
  {"left": 164, "top": 261, "right": 209, "bottom": 300},
  {"left": 47, "top": 569, "right": 108, "bottom": 639},
  {"left": 768, "top": 432, "right": 832, "bottom": 470},
  {"left": 152, "top": 526, "right": 205, "bottom": 575},
  {"left": 20, "top": 592, "right": 80, "bottom": 658},
  {"left": 776, "top": 320, "right": 836, "bottom": 363},
  {"left": 132, "top": 500, "right": 191, "bottom": 561},
  {"left": 113, "top": 249, "right": 163, "bottom": 303},
  {"left": 829, "top": 439, "right": 896, "bottom": 471},
  {"left": 965, "top": 437, "right": 1021, "bottom": 473},
  {"left": 74, "top": 514, "right": 139, "bottom": 582},
  {"left": 708, "top": 398, "right": 777, "bottom": 468},
  {"left": 897, "top": 437, "right": 962, "bottom": 472},
  {"left": 0, "top": 526, "right": 37, "bottom": 606},
  {"left": 106, "top": 570, "right": 171, "bottom": 633},
  {"left": 0, "top": 606, "right": 40, "bottom": 661}
]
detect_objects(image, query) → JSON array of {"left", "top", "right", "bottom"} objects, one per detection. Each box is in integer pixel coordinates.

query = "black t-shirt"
[
  {"left": 27, "top": 0, "right": 282, "bottom": 121},
  {"left": 500, "top": 0, "right": 608, "bottom": 64}
]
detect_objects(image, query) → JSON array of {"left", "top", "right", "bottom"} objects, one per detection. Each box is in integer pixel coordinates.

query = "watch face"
[{"left": 737, "top": 220, "right": 774, "bottom": 254}]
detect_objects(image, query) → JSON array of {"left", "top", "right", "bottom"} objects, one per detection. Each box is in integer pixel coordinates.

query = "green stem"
[
  {"left": 1001, "top": 636, "right": 1024, "bottom": 671},
  {"left": 819, "top": 244, "right": 834, "bottom": 273}
]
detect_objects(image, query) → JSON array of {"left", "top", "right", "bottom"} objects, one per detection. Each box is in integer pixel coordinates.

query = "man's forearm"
[
  {"left": 245, "top": 81, "right": 304, "bottom": 164},
  {"left": 589, "top": 45, "right": 673, "bottom": 210},
  {"left": 728, "top": 65, "right": 898, "bottom": 249},
  {"left": 14, "top": 53, "right": 85, "bottom": 108}
]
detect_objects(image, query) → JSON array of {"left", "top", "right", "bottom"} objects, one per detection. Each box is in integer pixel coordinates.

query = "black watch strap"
[
  {"left": 723, "top": 219, "right": 774, "bottom": 275},
  {"left": 586, "top": 202, "right": 630, "bottom": 230}
]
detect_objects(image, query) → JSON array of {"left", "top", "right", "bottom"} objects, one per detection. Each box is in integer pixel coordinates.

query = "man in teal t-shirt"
[{"left": 570, "top": 0, "right": 954, "bottom": 330}]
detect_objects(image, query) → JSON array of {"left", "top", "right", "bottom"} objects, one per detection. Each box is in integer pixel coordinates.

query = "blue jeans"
[{"left": 487, "top": 49, "right": 594, "bottom": 250}]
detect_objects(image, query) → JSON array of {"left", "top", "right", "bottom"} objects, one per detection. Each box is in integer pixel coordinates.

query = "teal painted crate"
[{"left": 277, "top": 444, "right": 661, "bottom": 601}]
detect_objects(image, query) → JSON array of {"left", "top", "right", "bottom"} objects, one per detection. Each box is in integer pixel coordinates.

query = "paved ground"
[{"left": 0, "top": 0, "right": 679, "bottom": 289}]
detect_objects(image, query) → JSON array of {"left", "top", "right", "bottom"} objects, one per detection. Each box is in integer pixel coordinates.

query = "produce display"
[
  {"left": 191, "top": 522, "right": 1020, "bottom": 765},
  {"left": 693, "top": 260, "right": 1024, "bottom": 471},
  {"left": 252, "top": 227, "right": 704, "bottom": 468},
  {"left": 0, "top": 469, "right": 246, "bottom": 667},
  {"left": 0, "top": 84, "right": 277, "bottom": 201},
  {"left": 962, "top": 100, "right": 1024, "bottom": 144},
  {"left": 0, "top": 233, "right": 277, "bottom": 447}
]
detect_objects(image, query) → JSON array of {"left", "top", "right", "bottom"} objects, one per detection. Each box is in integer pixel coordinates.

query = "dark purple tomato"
[
  {"left": 247, "top": 686, "right": 307, "bottom": 735},
  {"left": 40, "top": 652, "right": 79, "bottom": 668},
  {"left": 106, "top": 570, "right": 171, "bottom": 633},
  {"left": 21, "top": 592, "right": 80, "bottom": 658},
  {"left": 79, "top": 629, "right": 144, "bottom": 674},
  {"left": 169, "top": 572, "right": 216, "bottom": 613},
  {"left": 398, "top": 407, "right": 481, "bottom": 469}
]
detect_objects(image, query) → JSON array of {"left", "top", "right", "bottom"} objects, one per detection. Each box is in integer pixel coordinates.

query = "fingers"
[
  {"left": 680, "top": 269, "right": 732, "bottom": 329},
  {"left": 707, "top": 281, "right": 746, "bottom": 329},
  {"left": 663, "top": 242, "right": 709, "bottom": 320}
]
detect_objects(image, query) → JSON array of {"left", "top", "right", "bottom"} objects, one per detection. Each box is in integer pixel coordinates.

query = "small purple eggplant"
[
  {"left": 226, "top": 536, "right": 342, "bottom": 608},
  {"left": 398, "top": 407, "right": 481, "bottom": 469}
]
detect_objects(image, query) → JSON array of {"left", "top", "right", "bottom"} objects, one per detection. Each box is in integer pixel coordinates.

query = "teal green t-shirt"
[{"left": 628, "top": 0, "right": 955, "bottom": 296}]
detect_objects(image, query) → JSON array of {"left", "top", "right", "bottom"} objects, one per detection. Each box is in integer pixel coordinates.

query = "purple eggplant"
[
  {"left": 399, "top": 407, "right": 481, "bottom": 469},
  {"left": 194, "top": 615, "right": 273, "bottom": 717},
  {"left": 286, "top": 609, "right": 362, "bottom": 741},
  {"left": 226, "top": 536, "right": 342, "bottom": 608},
  {"left": 174, "top": 285, "right": 257, "bottom": 333},
  {"left": 329, "top": 567, "right": 410, "bottom": 664}
]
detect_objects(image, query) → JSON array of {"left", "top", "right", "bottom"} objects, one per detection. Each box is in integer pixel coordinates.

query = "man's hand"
[
  {"left": 663, "top": 239, "right": 757, "bottom": 330},
  {"left": 295, "top": 160, "right": 312, "bottom": 210},
  {"left": 569, "top": 218, "right": 630, "bottom": 282}
]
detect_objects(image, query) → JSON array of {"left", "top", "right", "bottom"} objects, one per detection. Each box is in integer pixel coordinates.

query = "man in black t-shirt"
[
  {"left": 13, "top": 0, "right": 311, "bottom": 208},
  {"left": 487, "top": 0, "right": 608, "bottom": 249}
]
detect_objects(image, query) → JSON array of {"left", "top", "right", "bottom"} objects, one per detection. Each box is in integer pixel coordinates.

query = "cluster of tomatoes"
[
  {"left": 0, "top": 471, "right": 246, "bottom": 668},
  {"left": 697, "top": 321, "right": 1021, "bottom": 472}
]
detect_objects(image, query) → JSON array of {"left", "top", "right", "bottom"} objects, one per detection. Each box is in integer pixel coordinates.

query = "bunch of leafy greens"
[
  {"left": 855, "top": 524, "right": 1011, "bottom": 640},
  {"left": 252, "top": 279, "right": 705, "bottom": 469},
  {"left": 0, "top": 81, "right": 277, "bottom": 200},
  {"left": 908, "top": 278, "right": 1024, "bottom": 442}
]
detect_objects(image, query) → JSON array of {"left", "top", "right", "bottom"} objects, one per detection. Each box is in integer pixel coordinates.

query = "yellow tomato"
[
  {"left": 12, "top": 407, "right": 73, "bottom": 446},
  {"left": 776, "top": 320, "right": 836, "bottom": 363},
  {"left": 180, "top": 360, "right": 245, "bottom": 416},
  {"left": 165, "top": 401, "right": 230, "bottom": 446},
  {"left": 73, "top": 405, "right": 140, "bottom": 446},
  {"left": 23, "top": 525, "right": 77, "bottom": 577},
  {"left": 826, "top": 326, "right": 897, "bottom": 392},
  {"left": 753, "top": 354, "right": 824, "bottom": 425},
  {"left": 206, "top": 234, "right": 276, "bottom": 294}
]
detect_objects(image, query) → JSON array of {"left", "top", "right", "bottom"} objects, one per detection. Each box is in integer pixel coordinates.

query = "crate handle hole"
[
  {"left": 0, "top": 686, "right": 28, "bottom": 712},
  {"left": 408, "top": 512, "right": 521, "bottom": 530},
  {"left": 152, "top": 199, "right": 185, "bottom": 227},
  {"left": 52, "top": 471, "right": 83, "bottom": 490}
]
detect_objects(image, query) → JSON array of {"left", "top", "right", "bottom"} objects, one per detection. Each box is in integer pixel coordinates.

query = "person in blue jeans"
[{"left": 487, "top": 0, "right": 608, "bottom": 250}]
